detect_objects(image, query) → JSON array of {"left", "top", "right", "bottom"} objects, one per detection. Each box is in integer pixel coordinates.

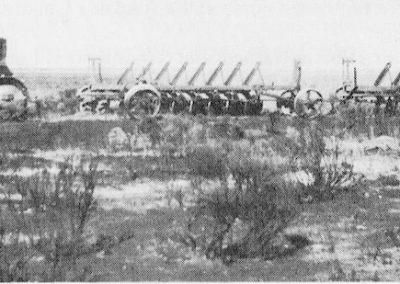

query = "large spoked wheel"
[
  {"left": 278, "top": 90, "right": 296, "bottom": 112},
  {"left": 126, "top": 90, "right": 161, "bottom": 119},
  {"left": 0, "top": 77, "right": 29, "bottom": 121},
  {"left": 335, "top": 87, "right": 346, "bottom": 100},
  {"left": 294, "top": 89, "right": 323, "bottom": 119}
]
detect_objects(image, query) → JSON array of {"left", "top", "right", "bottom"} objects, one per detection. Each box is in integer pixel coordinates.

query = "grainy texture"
[{"left": 2, "top": 0, "right": 400, "bottom": 281}]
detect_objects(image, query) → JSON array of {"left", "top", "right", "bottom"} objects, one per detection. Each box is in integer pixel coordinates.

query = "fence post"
[{"left": 369, "top": 125, "right": 375, "bottom": 139}]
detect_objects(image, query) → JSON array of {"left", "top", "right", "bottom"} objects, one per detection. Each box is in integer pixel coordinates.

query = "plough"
[
  {"left": 3, "top": 36, "right": 398, "bottom": 122},
  {"left": 77, "top": 59, "right": 325, "bottom": 119},
  {"left": 336, "top": 59, "right": 400, "bottom": 115}
]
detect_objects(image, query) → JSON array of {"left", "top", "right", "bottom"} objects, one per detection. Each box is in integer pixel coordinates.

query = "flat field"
[{"left": 1, "top": 72, "right": 400, "bottom": 281}]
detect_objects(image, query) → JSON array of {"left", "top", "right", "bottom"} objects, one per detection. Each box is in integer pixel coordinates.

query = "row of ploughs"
[{"left": 158, "top": 89, "right": 263, "bottom": 116}]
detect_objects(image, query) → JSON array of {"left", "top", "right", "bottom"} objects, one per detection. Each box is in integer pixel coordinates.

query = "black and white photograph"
[{"left": 1, "top": 0, "right": 400, "bottom": 281}]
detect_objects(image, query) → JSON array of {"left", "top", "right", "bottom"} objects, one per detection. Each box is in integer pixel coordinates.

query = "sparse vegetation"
[
  {"left": 0, "top": 161, "right": 134, "bottom": 281},
  {"left": 292, "top": 118, "right": 363, "bottom": 202},
  {"left": 186, "top": 145, "right": 227, "bottom": 180},
  {"left": 174, "top": 140, "right": 310, "bottom": 263},
  {"left": 327, "top": 102, "right": 400, "bottom": 138},
  {"left": 375, "top": 174, "right": 400, "bottom": 187},
  {"left": 0, "top": 79, "right": 399, "bottom": 280}
]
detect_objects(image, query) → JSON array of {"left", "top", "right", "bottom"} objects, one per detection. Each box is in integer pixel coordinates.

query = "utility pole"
[
  {"left": 88, "top": 57, "right": 102, "bottom": 83},
  {"left": 342, "top": 58, "right": 356, "bottom": 87}
]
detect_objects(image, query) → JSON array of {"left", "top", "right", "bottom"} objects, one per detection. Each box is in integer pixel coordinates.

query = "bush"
[
  {"left": 194, "top": 180, "right": 298, "bottom": 261},
  {"left": 332, "top": 102, "right": 400, "bottom": 137},
  {"left": 162, "top": 116, "right": 193, "bottom": 150},
  {"left": 0, "top": 120, "right": 140, "bottom": 151},
  {"left": 292, "top": 118, "right": 362, "bottom": 202},
  {"left": 58, "top": 88, "right": 80, "bottom": 115},
  {"left": 186, "top": 145, "right": 227, "bottom": 180},
  {"left": 176, "top": 143, "right": 304, "bottom": 263},
  {"left": 208, "top": 117, "right": 245, "bottom": 140},
  {"left": 375, "top": 174, "right": 400, "bottom": 187},
  {"left": 138, "top": 117, "right": 162, "bottom": 147},
  {"left": 0, "top": 162, "right": 134, "bottom": 281}
]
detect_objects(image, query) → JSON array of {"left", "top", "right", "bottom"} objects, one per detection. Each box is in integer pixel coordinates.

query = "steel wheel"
[{"left": 126, "top": 90, "right": 161, "bottom": 119}]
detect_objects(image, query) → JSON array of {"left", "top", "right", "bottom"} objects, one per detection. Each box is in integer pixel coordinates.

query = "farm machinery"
[
  {"left": 0, "top": 38, "right": 37, "bottom": 121},
  {"left": 335, "top": 59, "right": 400, "bottom": 115},
  {"left": 77, "top": 59, "right": 325, "bottom": 119}
]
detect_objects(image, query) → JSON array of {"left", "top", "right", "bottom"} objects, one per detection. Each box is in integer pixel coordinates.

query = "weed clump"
[
  {"left": 186, "top": 145, "right": 227, "bottom": 180},
  {"left": 0, "top": 162, "right": 134, "bottom": 281},
  {"left": 375, "top": 174, "right": 400, "bottom": 187},
  {"left": 292, "top": 118, "right": 362, "bottom": 202},
  {"left": 175, "top": 142, "right": 306, "bottom": 263}
]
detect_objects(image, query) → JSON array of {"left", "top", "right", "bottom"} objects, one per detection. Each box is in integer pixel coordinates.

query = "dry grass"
[{"left": 0, "top": 84, "right": 399, "bottom": 280}]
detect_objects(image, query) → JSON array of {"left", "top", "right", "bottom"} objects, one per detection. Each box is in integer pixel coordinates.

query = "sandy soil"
[{"left": 3, "top": 131, "right": 400, "bottom": 280}]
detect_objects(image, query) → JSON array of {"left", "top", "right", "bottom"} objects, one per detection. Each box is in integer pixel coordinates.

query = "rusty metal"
[
  {"left": 170, "top": 62, "right": 188, "bottom": 85},
  {"left": 77, "top": 59, "right": 326, "bottom": 119},
  {"left": 0, "top": 38, "right": 34, "bottom": 121},
  {"left": 0, "top": 38, "right": 12, "bottom": 77},
  {"left": 374, "top": 62, "right": 391, "bottom": 87},
  {"left": 392, "top": 71, "right": 400, "bottom": 87},
  {"left": 188, "top": 62, "right": 206, "bottom": 86},
  {"left": 206, "top": 62, "right": 224, "bottom": 86},
  {"left": 224, "top": 62, "right": 242, "bottom": 86},
  {"left": 137, "top": 62, "right": 152, "bottom": 82},
  {"left": 243, "top": 62, "right": 260, "bottom": 86},
  {"left": 154, "top": 62, "right": 170, "bottom": 83},
  {"left": 117, "top": 62, "right": 134, "bottom": 85},
  {"left": 335, "top": 60, "right": 400, "bottom": 116}
]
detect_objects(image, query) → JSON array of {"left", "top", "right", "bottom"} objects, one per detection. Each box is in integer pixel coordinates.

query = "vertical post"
[
  {"left": 0, "top": 38, "right": 12, "bottom": 76},
  {"left": 98, "top": 61, "right": 103, "bottom": 83},
  {"left": 88, "top": 57, "right": 102, "bottom": 83},
  {"left": 0, "top": 38, "right": 6, "bottom": 66},
  {"left": 342, "top": 58, "right": 344, "bottom": 86},
  {"left": 369, "top": 125, "right": 375, "bottom": 139},
  {"left": 342, "top": 58, "right": 356, "bottom": 88},
  {"left": 294, "top": 60, "right": 301, "bottom": 90},
  {"left": 353, "top": 67, "right": 357, "bottom": 88}
]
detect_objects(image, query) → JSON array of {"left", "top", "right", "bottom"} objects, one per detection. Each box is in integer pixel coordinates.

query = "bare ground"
[{"left": 2, "top": 116, "right": 400, "bottom": 280}]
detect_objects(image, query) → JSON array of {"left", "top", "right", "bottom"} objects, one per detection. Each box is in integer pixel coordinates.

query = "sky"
[{"left": 1, "top": 0, "right": 400, "bottom": 88}]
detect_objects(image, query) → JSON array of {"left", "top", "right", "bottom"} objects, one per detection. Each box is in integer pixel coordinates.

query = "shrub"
[
  {"left": 332, "top": 102, "right": 400, "bottom": 137},
  {"left": 186, "top": 145, "right": 227, "bottom": 180},
  {"left": 0, "top": 120, "right": 140, "bottom": 151},
  {"left": 184, "top": 180, "right": 300, "bottom": 263},
  {"left": 267, "top": 112, "right": 281, "bottom": 133},
  {"left": 375, "top": 174, "right": 400, "bottom": 187},
  {"left": 138, "top": 117, "right": 162, "bottom": 147},
  {"left": 162, "top": 115, "right": 193, "bottom": 150},
  {"left": 58, "top": 88, "right": 80, "bottom": 114},
  {"left": 176, "top": 144, "right": 305, "bottom": 263},
  {"left": 0, "top": 162, "right": 134, "bottom": 281},
  {"left": 292, "top": 118, "right": 362, "bottom": 202},
  {"left": 208, "top": 117, "right": 245, "bottom": 140}
]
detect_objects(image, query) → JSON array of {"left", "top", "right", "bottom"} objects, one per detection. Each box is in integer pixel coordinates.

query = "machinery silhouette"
[
  {"left": 0, "top": 38, "right": 37, "bottom": 121},
  {"left": 77, "top": 59, "right": 324, "bottom": 119}
]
